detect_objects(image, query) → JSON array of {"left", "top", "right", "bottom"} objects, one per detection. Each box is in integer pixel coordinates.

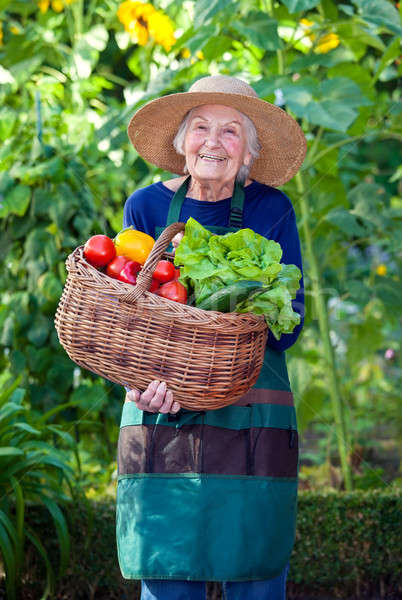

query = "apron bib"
[
  {"left": 154, "top": 175, "right": 245, "bottom": 240},
  {"left": 116, "top": 177, "right": 299, "bottom": 582}
]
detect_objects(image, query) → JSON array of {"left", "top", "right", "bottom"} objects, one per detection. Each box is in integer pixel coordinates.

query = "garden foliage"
[
  {"left": 0, "top": 0, "right": 401, "bottom": 596},
  {"left": 11, "top": 490, "right": 402, "bottom": 599}
]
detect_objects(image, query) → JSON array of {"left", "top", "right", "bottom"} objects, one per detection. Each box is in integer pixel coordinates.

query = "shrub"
[{"left": 1, "top": 489, "right": 400, "bottom": 599}]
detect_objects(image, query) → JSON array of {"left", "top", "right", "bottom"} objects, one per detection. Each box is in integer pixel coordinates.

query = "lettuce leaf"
[{"left": 174, "top": 217, "right": 302, "bottom": 338}]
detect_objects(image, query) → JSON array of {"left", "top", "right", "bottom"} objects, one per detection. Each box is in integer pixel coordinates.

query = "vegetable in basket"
[
  {"left": 174, "top": 217, "right": 302, "bottom": 339},
  {"left": 114, "top": 227, "right": 155, "bottom": 264},
  {"left": 84, "top": 234, "right": 116, "bottom": 267}
]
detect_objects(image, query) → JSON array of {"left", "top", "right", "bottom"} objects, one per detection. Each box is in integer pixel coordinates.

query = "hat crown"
[{"left": 188, "top": 75, "right": 258, "bottom": 98}]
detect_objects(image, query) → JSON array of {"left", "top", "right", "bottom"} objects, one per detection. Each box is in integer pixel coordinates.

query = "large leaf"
[
  {"left": 305, "top": 100, "right": 357, "bottom": 132},
  {"left": 325, "top": 208, "right": 367, "bottom": 237},
  {"left": 231, "top": 13, "right": 281, "bottom": 50},
  {"left": 0, "top": 184, "right": 31, "bottom": 218},
  {"left": 183, "top": 24, "right": 218, "bottom": 55},
  {"left": 280, "top": 0, "right": 320, "bottom": 12},
  {"left": 321, "top": 77, "right": 372, "bottom": 108},
  {"left": 359, "top": 0, "right": 402, "bottom": 36},
  {"left": 194, "top": 0, "right": 234, "bottom": 27}
]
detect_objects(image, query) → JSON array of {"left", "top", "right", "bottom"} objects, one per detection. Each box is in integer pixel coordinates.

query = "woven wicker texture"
[{"left": 55, "top": 222, "right": 268, "bottom": 410}]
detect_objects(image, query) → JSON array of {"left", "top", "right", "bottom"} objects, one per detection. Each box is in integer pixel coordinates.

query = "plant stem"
[
  {"left": 295, "top": 170, "right": 352, "bottom": 490},
  {"left": 269, "top": 10, "right": 352, "bottom": 489}
]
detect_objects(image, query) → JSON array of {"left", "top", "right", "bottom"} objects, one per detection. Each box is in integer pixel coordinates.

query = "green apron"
[{"left": 116, "top": 178, "right": 299, "bottom": 582}]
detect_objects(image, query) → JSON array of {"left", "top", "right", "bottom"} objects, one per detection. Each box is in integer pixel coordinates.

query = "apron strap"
[{"left": 166, "top": 176, "right": 245, "bottom": 229}]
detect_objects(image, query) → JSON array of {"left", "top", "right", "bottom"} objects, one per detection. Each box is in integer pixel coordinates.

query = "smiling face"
[{"left": 183, "top": 104, "right": 252, "bottom": 189}]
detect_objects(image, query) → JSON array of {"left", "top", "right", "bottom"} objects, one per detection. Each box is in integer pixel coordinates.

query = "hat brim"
[{"left": 128, "top": 91, "right": 307, "bottom": 187}]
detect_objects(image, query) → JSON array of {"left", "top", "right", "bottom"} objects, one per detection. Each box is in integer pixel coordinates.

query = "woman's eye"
[{"left": 224, "top": 128, "right": 236, "bottom": 135}]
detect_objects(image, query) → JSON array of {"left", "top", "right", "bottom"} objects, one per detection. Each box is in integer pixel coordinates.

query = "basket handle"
[{"left": 119, "top": 221, "right": 185, "bottom": 303}]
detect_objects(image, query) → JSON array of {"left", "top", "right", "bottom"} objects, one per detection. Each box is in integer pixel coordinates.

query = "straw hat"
[{"left": 128, "top": 75, "right": 307, "bottom": 187}]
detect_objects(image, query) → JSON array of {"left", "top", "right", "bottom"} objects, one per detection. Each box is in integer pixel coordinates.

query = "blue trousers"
[{"left": 141, "top": 564, "right": 289, "bottom": 599}]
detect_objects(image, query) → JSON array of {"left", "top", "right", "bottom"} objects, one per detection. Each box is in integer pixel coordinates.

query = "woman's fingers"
[
  {"left": 148, "top": 381, "right": 167, "bottom": 411},
  {"left": 125, "top": 381, "right": 181, "bottom": 414},
  {"left": 172, "top": 232, "right": 184, "bottom": 248},
  {"left": 125, "top": 389, "right": 140, "bottom": 402}
]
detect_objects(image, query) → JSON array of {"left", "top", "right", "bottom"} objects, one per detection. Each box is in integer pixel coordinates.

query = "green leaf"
[
  {"left": 27, "top": 314, "right": 51, "bottom": 347},
  {"left": 1, "top": 315, "right": 15, "bottom": 346},
  {"left": 327, "top": 64, "right": 374, "bottom": 100},
  {"left": 321, "top": 0, "right": 338, "bottom": 20},
  {"left": 0, "top": 447, "right": 25, "bottom": 457},
  {"left": 373, "top": 36, "right": 401, "bottom": 83},
  {"left": 25, "top": 527, "right": 55, "bottom": 598},
  {"left": 202, "top": 35, "right": 233, "bottom": 60},
  {"left": 280, "top": 0, "right": 320, "bottom": 11},
  {"left": 37, "top": 494, "right": 70, "bottom": 576},
  {"left": 10, "top": 476, "right": 24, "bottom": 570},
  {"left": 337, "top": 23, "right": 385, "bottom": 58},
  {"left": 0, "top": 107, "right": 17, "bottom": 141},
  {"left": 38, "top": 272, "right": 63, "bottom": 303},
  {"left": 321, "top": 77, "right": 372, "bottom": 108},
  {"left": 9, "top": 55, "right": 44, "bottom": 86},
  {"left": 305, "top": 101, "right": 357, "bottom": 132},
  {"left": 71, "top": 383, "right": 107, "bottom": 413},
  {"left": 325, "top": 208, "right": 367, "bottom": 236},
  {"left": 184, "top": 24, "right": 218, "bottom": 55},
  {"left": 13, "top": 423, "right": 41, "bottom": 435},
  {"left": 0, "top": 184, "right": 31, "bottom": 218},
  {"left": 375, "top": 279, "right": 401, "bottom": 309},
  {"left": 194, "top": 0, "right": 234, "bottom": 27},
  {"left": 231, "top": 13, "right": 281, "bottom": 50},
  {"left": 0, "top": 518, "right": 17, "bottom": 600},
  {"left": 360, "top": 0, "right": 402, "bottom": 36}
]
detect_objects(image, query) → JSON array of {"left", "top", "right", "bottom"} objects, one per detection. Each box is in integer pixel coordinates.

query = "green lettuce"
[{"left": 174, "top": 217, "right": 302, "bottom": 339}]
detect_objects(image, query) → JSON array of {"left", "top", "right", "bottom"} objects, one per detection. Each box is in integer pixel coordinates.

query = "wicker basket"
[{"left": 55, "top": 222, "right": 268, "bottom": 410}]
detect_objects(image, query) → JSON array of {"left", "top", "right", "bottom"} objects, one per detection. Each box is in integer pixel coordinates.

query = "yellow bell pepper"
[{"left": 114, "top": 227, "right": 155, "bottom": 265}]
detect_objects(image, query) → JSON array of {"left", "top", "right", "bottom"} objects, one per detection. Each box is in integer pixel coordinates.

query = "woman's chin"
[{"left": 190, "top": 168, "right": 235, "bottom": 185}]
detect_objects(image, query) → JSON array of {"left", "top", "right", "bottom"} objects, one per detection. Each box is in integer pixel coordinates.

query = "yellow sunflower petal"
[
  {"left": 38, "top": 0, "right": 50, "bottom": 13},
  {"left": 51, "top": 0, "right": 64, "bottom": 12},
  {"left": 315, "top": 32, "right": 340, "bottom": 54}
]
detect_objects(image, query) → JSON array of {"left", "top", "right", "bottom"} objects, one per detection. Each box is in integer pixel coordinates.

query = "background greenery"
[{"left": 0, "top": 0, "right": 401, "bottom": 597}]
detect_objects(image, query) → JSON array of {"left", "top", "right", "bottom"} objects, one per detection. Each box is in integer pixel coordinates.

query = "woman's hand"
[
  {"left": 172, "top": 232, "right": 184, "bottom": 253},
  {"left": 125, "top": 380, "right": 181, "bottom": 414}
]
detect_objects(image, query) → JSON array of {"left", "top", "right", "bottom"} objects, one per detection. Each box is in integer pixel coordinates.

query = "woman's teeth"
[{"left": 199, "top": 154, "right": 225, "bottom": 161}]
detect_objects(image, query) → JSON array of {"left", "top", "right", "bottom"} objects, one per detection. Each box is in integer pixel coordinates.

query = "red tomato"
[
  {"left": 173, "top": 268, "right": 181, "bottom": 281},
  {"left": 149, "top": 278, "right": 161, "bottom": 293},
  {"left": 119, "top": 261, "right": 140, "bottom": 284},
  {"left": 84, "top": 235, "right": 116, "bottom": 268},
  {"left": 158, "top": 281, "right": 187, "bottom": 304},
  {"left": 153, "top": 260, "right": 175, "bottom": 283},
  {"left": 106, "top": 256, "right": 130, "bottom": 280}
]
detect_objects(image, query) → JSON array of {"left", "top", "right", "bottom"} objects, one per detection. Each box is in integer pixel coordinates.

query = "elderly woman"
[{"left": 117, "top": 75, "right": 306, "bottom": 600}]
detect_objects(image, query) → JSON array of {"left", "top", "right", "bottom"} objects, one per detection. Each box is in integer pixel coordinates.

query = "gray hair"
[{"left": 173, "top": 107, "right": 261, "bottom": 183}]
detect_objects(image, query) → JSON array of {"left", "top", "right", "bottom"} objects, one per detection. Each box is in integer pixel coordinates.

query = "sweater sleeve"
[{"left": 265, "top": 210, "right": 305, "bottom": 352}]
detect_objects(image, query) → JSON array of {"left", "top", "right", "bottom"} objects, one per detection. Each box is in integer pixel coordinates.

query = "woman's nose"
[{"left": 204, "top": 128, "right": 220, "bottom": 147}]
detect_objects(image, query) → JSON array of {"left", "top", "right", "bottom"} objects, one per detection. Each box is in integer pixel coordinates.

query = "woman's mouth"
[{"left": 199, "top": 154, "right": 226, "bottom": 162}]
